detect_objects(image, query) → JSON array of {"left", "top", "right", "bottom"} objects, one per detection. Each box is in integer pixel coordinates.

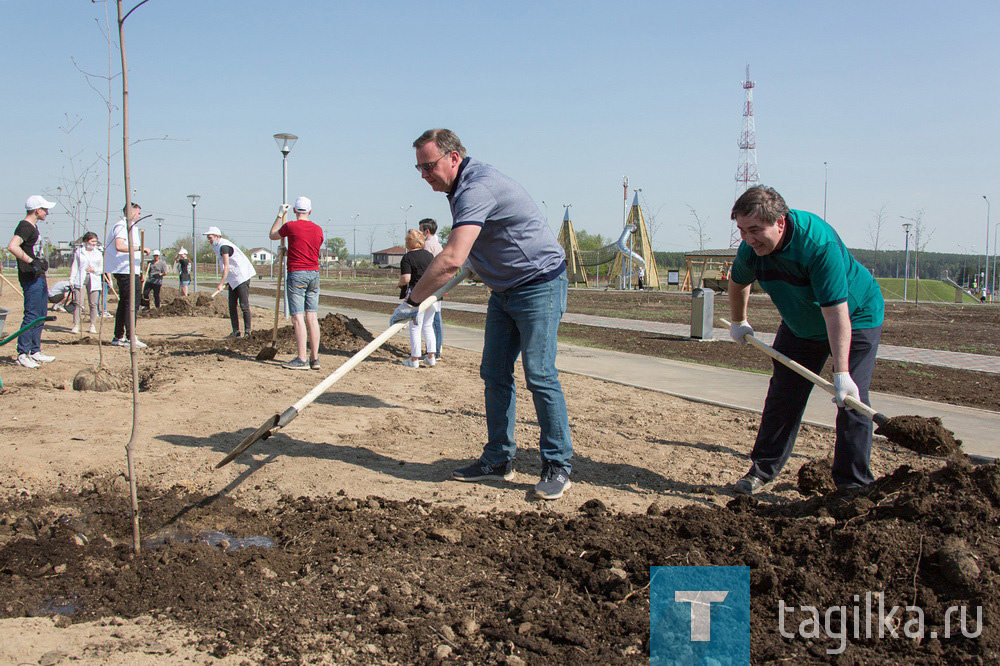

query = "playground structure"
[
  {"left": 556, "top": 192, "right": 659, "bottom": 290},
  {"left": 680, "top": 248, "right": 738, "bottom": 291}
]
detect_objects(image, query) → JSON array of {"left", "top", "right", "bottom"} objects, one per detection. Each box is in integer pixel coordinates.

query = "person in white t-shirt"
[
  {"left": 104, "top": 203, "right": 151, "bottom": 347},
  {"left": 204, "top": 226, "right": 257, "bottom": 338},
  {"left": 68, "top": 231, "right": 103, "bottom": 333},
  {"left": 418, "top": 217, "right": 445, "bottom": 360}
]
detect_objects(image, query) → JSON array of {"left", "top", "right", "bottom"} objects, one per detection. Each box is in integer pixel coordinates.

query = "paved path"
[{"left": 246, "top": 288, "right": 999, "bottom": 461}]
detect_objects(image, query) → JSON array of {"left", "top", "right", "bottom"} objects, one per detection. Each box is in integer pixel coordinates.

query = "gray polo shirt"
[{"left": 448, "top": 158, "right": 565, "bottom": 292}]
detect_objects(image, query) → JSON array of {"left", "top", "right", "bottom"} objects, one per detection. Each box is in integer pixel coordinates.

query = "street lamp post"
[
  {"left": 993, "top": 222, "right": 999, "bottom": 302},
  {"left": 823, "top": 161, "right": 828, "bottom": 220},
  {"left": 902, "top": 222, "right": 912, "bottom": 302},
  {"left": 400, "top": 204, "right": 413, "bottom": 243},
  {"left": 273, "top": 132, "right": 298, "bottom": 313},
  {"left": 351, "top": 213, "right": 360, "bottom": 280},
  {"left": 187, "top": 195, "right": 200, "bottom": 291},
  {"left": 984, "top": 196, "right": 991, "bottom": 301},
  {"left": 156, "top": 217, "right": 163, "bottom": 251}
]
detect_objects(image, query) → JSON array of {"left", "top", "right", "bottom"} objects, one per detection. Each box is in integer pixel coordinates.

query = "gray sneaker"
[
  {"left": 733, "top": 473, "right": 770, "bottom": 495},
  {"left": 309, "top": 357, "right": 320, "bottom": 370},
  {"left": 282, "top": 357, "right": 310, "bottom": 370},
  {"left": 452, "top": 459, "right": 514, "bottom": 482},
  {"left": 535, "top": 462, "right": 572, "bottom": 500}
]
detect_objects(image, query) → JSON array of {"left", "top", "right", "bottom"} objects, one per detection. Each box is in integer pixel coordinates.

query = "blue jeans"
[
  {"left": 432, "top": 309, "right": 443, "bottom": 355},
  {"left": 17, "top": 272, "right": 48, "bottom": 355},
  {"left": 749, "top": 323, "right": 882, "bottom": 487},
  {"left": 285, "top": 270, "right": 319, "bottom": 315},
  {"left": 479, "top": 272, "right": 572, "bottom": 471}
]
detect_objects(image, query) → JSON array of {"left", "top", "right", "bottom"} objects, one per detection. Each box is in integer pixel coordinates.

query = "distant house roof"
[
  {"left": 248, "top": 247, "right": 271, "bottom": 255},
  {"left": 374, "top": 246, "right": 406, "bottom": 256},
  {"left": 684, "top": 248, "right": 738, "bottom": 258}
]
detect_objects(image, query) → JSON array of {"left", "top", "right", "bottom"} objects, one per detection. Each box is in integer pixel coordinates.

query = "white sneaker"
[
  {"left": 70, "top": 326, "right": 80, "bottom": 334},
  {"left": 134, "top": 339, "right": 148, "bottom": 349},
  {"left": 424, "top": 356, "right": 437, "bottom": 367},
  {"left": 110, "top": 338, "right": 127, "bottom": 347},
  {"left": 88, "top": 325, "right": 98, "bottom": 334},
  {"left": 16, "top": 354, "right": 39, "bottom": 369},
  {"left": 102, "top": 312, "right": 113, "bottom": 318},
  {"left": 30, "top": 351, "right": 55, "bottom": 363},
  {"left": 401, "top": 358, "right": 420, "bottom": 368}
]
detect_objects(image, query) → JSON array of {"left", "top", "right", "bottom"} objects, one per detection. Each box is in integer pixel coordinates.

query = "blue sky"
[{"left": 4, "top": 0, "right": 998, "bottom": 260}]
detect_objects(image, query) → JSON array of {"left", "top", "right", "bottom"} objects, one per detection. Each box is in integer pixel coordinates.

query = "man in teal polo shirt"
[{"left": 727, "top": 185, "right": 884, "bottom": 494}]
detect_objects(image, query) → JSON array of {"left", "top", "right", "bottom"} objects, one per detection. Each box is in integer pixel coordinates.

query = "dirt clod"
[
  {"left": 876, "top": 415, "right": 963, "bottom": 457},
  {"left": 796, "top": 457, "right": 837, "bottom": 495}
]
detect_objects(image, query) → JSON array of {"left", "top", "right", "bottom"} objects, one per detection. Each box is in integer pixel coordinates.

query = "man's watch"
[{"left": 405, "top": 296, "right": 420, "bottom": 307}]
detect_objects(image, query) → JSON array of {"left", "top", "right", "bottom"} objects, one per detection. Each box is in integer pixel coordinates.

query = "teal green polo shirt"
[{"left": 730, "top": 209, "right": 884, "bottom": 341}]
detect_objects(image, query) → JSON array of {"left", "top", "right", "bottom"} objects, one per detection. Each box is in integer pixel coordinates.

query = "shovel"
[
  {"left": 257, "top": 220, "right": 286, "bottom": 361},
  {"left": 720, "top": 319, "right": 962, "bottom": 456},
  {"left": 217, "top": 267, "right": 468, "bottom": 467},
  {"left": 720, "top": 318, "right": 888, "bottom": 425}
]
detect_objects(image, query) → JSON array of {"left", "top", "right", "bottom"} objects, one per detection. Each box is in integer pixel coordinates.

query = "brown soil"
[
  {"left": 0, "top": 286, "right": 996, "bottom": 664},
  {"left": 314, "top": 286, "right": 1000, "bottom": 412},
  {"left": 877, "top": 416, "right": 965, "bottom": 458}
]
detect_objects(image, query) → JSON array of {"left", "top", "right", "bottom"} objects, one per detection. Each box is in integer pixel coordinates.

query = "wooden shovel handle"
[{"left": 720, "top": 319, "right": 882, "bottom": 423}]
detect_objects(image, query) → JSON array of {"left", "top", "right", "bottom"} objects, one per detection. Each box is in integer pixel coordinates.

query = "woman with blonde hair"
[{"left": 397, "top": 228, "right": 438, "bottom": 368}]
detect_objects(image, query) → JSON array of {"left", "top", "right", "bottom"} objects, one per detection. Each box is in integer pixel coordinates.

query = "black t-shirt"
[
  {"left": 400, "top": 249, "right": 434, "bottom": 291},
  {"left": 178, "top": 258, "right": 191, "bottom": 280},
  {"left": 14, "top": 220, "right": 39, "bottom": 274}
]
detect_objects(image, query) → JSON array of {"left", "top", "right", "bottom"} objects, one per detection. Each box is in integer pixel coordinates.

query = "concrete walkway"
[{"left": 246, "top": 287, "right": 999, "bottom": 461}]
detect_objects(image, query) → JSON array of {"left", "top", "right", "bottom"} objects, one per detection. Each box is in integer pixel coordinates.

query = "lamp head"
[
  {"left": 187, "top": 194, "right": 201, "bottom": 207},
  {"left": 274, "top": 133, "right": 298, "bottom": 156}
]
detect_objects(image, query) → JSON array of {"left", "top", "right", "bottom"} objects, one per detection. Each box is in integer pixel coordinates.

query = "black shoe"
[
  {"left": 225, "top": 330, "right": 241, "bottom": 339},
  {"left": 733, "top": 473, "right": 770, "bottom": 495},
  {"left": 452, "top": 459, "right": 514, "bottom": 481},
  {"left": 535, "top": 462, "right": 572, "bottom": 500}
]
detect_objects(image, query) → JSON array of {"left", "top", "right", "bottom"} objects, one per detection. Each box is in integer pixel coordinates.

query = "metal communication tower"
[{"left": 732, "top": 64, "right": 760, "bottom": 246}]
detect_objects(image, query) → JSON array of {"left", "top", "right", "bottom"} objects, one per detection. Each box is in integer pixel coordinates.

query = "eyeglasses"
[{"left": 415, "top": 151, "right": 453, "bottom": 173}]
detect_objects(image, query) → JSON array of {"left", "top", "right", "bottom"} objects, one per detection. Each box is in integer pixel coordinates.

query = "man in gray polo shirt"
[{"left": 391, "top": 128, "right": 574, "bottom": 500}]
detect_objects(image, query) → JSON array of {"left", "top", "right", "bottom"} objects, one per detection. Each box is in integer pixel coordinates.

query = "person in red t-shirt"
[{"left": 269, "top": 196, "right": 324, "bottom": 370}]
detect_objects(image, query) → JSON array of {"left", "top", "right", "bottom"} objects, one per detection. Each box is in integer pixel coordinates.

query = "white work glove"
[
  {"left": 278, "top": 203, "right": 290, "bottom": 217},
  {"left": 729, "top": 320, "right": 754, "bottom": 345},
  {"left": 832, "top": 372, "right": 860, "bottom": 409},
  {"left": 390, "top": 301, "right": 419, "bottom": 326}
]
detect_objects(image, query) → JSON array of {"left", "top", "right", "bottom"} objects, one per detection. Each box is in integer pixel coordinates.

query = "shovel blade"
[{"left": 216, "top": 413, "right": 280, "bottom": 468}]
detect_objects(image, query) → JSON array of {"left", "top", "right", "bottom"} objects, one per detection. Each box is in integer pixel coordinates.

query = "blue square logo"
[{"left": 650, "top": 566, "right": 750, "bottom": 665}]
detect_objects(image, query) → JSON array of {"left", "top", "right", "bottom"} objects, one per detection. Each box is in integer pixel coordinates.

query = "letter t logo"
[{"left": 675, "top": 591, "right": 730, "bottom": 641}]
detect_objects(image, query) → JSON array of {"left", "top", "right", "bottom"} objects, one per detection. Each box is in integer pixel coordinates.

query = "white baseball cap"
[
  {"left": 178, "top": 247, "right": 188, "bottom": 255},
  {"left": 25, "top": 195, "right": 57, "bottom": 211},
  {"left": 202, "top": 226, "right": 222, "bottom": 236},
  {"left": 152, "top": 249, "right": 161, "bottom": 255},
  {"left": 293, "top": 196, "right": 312, "bottom": 212}
]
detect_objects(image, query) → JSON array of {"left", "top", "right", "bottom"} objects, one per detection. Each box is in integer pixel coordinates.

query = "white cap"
[
  {"left": 293, "top": 196, "right": 312, "bottom": 212},
  {"left": 202, "top": 226, "right": 222, "bottom": 236},
  {"left": 25, "top": 195, "right": 56, "bottom": 211},
  {"left": 178, "top": 247, "right": 188, "bottom": 255},
  {"left": 152, "top": 249, "right": 161, "bottom": 255}
]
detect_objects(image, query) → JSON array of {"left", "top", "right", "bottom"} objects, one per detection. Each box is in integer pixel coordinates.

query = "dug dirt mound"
[
  {"left": 142, "top": 288, "right": 230, "bottom": 318},
  {"left": 0, "top": 462, "right": 996, "bottom": 663},
  {"left": 876, "top": 415, "right": 964, "bottom": 457},
  {"left": 163, "top": 312, "right": 398, "bottom": 359}
]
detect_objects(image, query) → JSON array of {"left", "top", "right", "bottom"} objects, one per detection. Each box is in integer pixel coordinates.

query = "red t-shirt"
[{"left": 278, "top": 219, "right": 324, "bottom": 271}]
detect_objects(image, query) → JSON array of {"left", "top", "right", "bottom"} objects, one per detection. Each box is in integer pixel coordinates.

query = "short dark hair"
[
  {"left": 412, "top": 129, "right": 467, "bottom": 159},
  {"left": 81, "top": 231, "right": 98, "bottom": 243},
  {"left": 730, "top": 186, "right": 789, "bottom": 225},
  {"left": 122, "top": 202, "right": 141, "bottom": 214},
  {"left": 418, "top": 218, "right": 437, "bottom": 235}
]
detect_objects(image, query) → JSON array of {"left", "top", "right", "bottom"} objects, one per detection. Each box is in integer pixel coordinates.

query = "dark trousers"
[
  {"left": 113, "top": 273, "right": 141, "bottom": 340},
  {"left": 748, "top": 323, "right": 882, "bottom": 487},
  {"left": 142, "top": 280, "right": 162, "bottom": 307},
  {"left": 228, "top": 280, "right": 251, "bottom": 333},
  {"left": 16, "top": 272, "right": 47, "bottom": 355}
]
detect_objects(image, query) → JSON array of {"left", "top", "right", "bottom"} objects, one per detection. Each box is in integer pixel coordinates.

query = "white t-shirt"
[
  {"left": 104, "top": 219, "right": 142, "bottom": 274},
  {"left": 212, "top": 237, "right": 256, "bottom": 288},
  {"left": 424, "top": 234, "right": 443, "bottom": 257}
]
